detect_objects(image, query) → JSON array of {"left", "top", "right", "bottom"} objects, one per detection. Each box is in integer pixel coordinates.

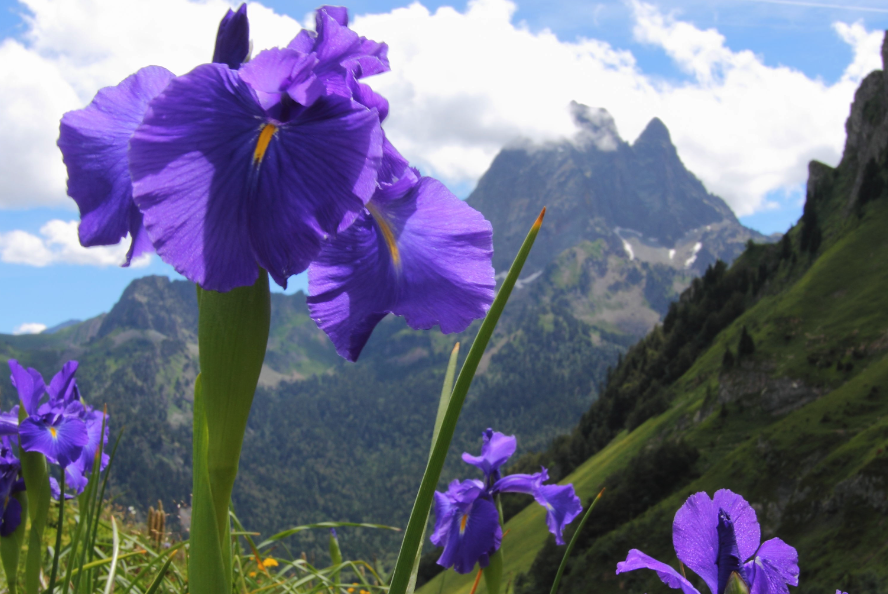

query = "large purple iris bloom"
[
  {"left": 431, "top": 429, "right": 582, "bottom": 574},
  {"left": 307, "top": 145, "right": 494, "bottom": 361},
  {"left": 616, "top": 490, "right": 799, "bottom": 594},
  {"left": 57, "top": 4, "right": 250, "bottom": 266}
]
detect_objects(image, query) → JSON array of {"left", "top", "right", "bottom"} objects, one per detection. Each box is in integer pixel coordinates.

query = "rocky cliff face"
[{"left": 468, "top": 102, "right": 769, "bottom": 275}]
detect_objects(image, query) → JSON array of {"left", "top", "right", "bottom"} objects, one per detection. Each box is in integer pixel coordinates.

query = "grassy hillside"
[{"left": 421, "top": 65, "right": 888, "bottom": 594}]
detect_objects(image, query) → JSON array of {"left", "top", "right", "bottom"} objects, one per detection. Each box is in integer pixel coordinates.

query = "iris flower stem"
[
  {"left": 48, "top": 471, "right": 65, "bottom": 593},
  {"left": 549, "top": 488, "right": 605, "bottom": 594},
  {"left": 190, "top": 269, "right": 270, "bottom": 594},
  {"left": 18, "top": 407, "right": 50, "bottom": 594}
]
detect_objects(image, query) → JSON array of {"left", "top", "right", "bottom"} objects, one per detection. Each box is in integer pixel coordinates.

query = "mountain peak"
[
  {"left": 636, "top": 117, "right": 672, "bottom": 146},
  {"left": 570, "top": 102, "right": 621, "bottom": 151}
]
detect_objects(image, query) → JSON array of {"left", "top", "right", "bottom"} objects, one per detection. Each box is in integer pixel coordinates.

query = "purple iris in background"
[
  {"left": 0, "top": 437, "right": 25, "bottom": 536},
  {"left": 9, "top": 360, "right": 91, "bottom": 471},
  {"left": 307, "top": 144, "right": 494, "bottom": 361},
  {"left": 616, "top": 489, "right": 799, "bottom": 594},
  {"left": 57, "top": 3, "right": 250, "bottom": 266},
  {"left": 431, "top": 429, "right": 582, "bottom": 574}
]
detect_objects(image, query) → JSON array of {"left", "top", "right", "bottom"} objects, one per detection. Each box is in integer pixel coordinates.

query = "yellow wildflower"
[{"left": 262, "top": 557, "right": 279, "bottom": 568}]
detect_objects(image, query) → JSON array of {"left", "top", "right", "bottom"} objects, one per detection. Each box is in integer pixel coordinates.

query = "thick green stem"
[
  {"left": 189, "top": 270, "right": 271, "bottom": 594},
  {"left": 48, "top": 471, "right": 65, "bottom": 592},
  {"left": 0, "top": 489, "right": 28, "bottom": 594}
]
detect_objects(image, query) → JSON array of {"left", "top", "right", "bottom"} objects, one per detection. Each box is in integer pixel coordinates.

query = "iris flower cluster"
[
  {"left": 7, "top": 360, "right": 110, "bottom": 504},
  {"left": 58, "top": 4, "right": 495, "bottom": 361},
  {"left": 617, "top": 489, "right": 799, "bottom": 594},
  {"left": 432, "top": 429, "right": 583, "bottom": 574}
]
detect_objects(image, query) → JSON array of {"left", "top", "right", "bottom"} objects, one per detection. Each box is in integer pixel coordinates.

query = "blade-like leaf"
[
  {"left": 389, "top": 208, "right": 546, "bottom": 594},
  {"left": 102, "top": 516, "right": 120, "bottom": 594},
  {"left": 257, "top": 522, "right": 400, "bottom": 550}
]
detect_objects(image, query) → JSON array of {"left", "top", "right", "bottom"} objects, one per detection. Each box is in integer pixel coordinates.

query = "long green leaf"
[
  {"left": 406, "top": 342, "right": 461, "bottom": 594},
  {"left": 19, "top": 404, "right": 50, "bottom": 594},
  {"left": 548, "top": 488, "right": 605, "bottom": 594},
  {"left": 389, "top": 208, "right": 547, "bottom": 594},
  {"left": 143, "top": 554, "right": 176, "bottom": 594}
]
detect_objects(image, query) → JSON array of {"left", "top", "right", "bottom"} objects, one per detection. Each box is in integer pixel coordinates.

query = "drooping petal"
[
  {"left": 20, "top": 415, "right": 88, "bottom": 468},
  {"left": 131, "top": 63, "right": 381, "bottom": 291},
  {"left": 461, "top": 428, "right": 516, "bottom": 483},
  {"left": 0, "top": 410, "right": 19, "bottom": 438},
  {"left": 743, "top": 538, "right": 799, "bottom": 594},
  {"left": 212, "top": 3, "right": 250, "bottom": 70},
  {"left": 436, "top": 496, "right": 501, "bottom": 574},
  {"left": 431, "top": 479, "right": 486, "bottom": 552},
  {"left": 533, "top": 483, "right": 583, "bottom": 545},
  {"left": 0, "top": 497, "right": 21, "bottom": 537},
  {"left": 308, "top": 173, "right": 494, "bottom": 360},
  {"left": 75, "top": 409, "right": 110, "bottom": 474},
  {"left": 49, "top": 477, "right": 77, "bottom": 501},
  {"left": 8, "top": 359, "right": 45, "bottom": 415},
  {"left": 58, "top": 66, "right": 175, "bottom": 264},
  {"left": 616, "top": 549, "right": 703, "bottom": 594},
  {"left": 492, "top": 468, "right": 548, "bottom": 495},
  {"left": 712, "top": 490, "right": 761, "bottom": 563}
]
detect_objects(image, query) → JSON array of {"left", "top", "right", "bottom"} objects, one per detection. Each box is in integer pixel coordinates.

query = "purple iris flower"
[
  {"left": 431, "top": 430, "right": 582, "bottom": 574},
  {"left": 57, "top": 4, "right": 249, "bottom": 266},
  {"left": 9, "top": 360, "right": 89, "bottom": 470},
  {"left": 307, "top": 144, "right": 494, "bottom": 361},
  {"left": 431, "top": 479, "right": 502, "bottom": 575},
  {"left": 616, "top": 490, "right": 799, "bottom": 594},
  {"left": 129, "top": 45, "right": 384, "bottom": 291},
  {"left": 0, "top": 437, "right": 24, "bottom": 536}
]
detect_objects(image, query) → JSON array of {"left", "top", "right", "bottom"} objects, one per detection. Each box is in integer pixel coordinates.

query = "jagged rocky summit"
[{"left": 468, "top": 102, "right": 771, "bottom": 275}]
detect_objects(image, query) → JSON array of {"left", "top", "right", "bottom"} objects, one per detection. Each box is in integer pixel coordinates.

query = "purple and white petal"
[
  {"left": 617, "top": 549, "right": 703, "bottom": 594},
  {"left": 743, "top": 538, "right": 799, "bottom": 594},
  {"left": 533, "top": 483, "right": 583, "bottom": 545},
  {"left": 492, "top": 468, "right": 548, "bottom": 495},
  {"left": 58, "top": 66, "right": 174, "bottom": 263}
]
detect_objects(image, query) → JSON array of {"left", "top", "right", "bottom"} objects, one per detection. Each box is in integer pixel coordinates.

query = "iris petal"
[
  {"left": 743, "top": 538, "right": 799, "bottom": 594},
  {"left": 308, "top": 173, "right": 493, "bottom": 360},
  {"left": 8, "top": 359, "right": 45, "bottom": 416},
  {"left": 462, "top": 429, "right": 517, "bottom": 482},
  {"left": 617, "top": 549, "right": 703, "bottom": 594},
  {"left": 212, "top": 3, "right": 250, "bottom": 70},
  {"left": 58, "top": 66, "right": 174, "bottom": 264},
  {"left": 533, "top": 483, "right": 583, "bottom": 545}
]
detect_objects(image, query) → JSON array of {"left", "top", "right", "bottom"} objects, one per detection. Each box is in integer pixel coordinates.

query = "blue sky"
[{"left": 0, "top": 0, "right": 886, "bottom": 333}]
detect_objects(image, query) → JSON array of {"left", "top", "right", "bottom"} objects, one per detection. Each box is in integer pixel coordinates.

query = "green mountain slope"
[{"left": 420, "top": 41, "right": 888, "bottom": 594}]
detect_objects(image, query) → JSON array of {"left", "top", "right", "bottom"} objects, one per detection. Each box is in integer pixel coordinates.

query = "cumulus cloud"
[
  {"left": 0, "top": 0, "right": 884, "bottom": 221},
  {"left": 0, "top": 220, "right": 151, "bottom": 267},
  {"left": 12, "top": 322, "right": 47, "bottom": 335}
]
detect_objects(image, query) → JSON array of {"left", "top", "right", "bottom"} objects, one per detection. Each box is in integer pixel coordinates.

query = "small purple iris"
[
  {"left": 616, "top": 489, "right": 799, "bottom": 594},
  {"left": 431, "top": 429, "right": 582, "bottom": 574}
]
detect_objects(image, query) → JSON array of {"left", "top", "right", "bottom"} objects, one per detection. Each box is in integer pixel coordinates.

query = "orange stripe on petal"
[
  {"left": 253, "top": 123, "right": 277, "bottom": 165},
  {"left": 367, "top": 203, "right": 401, "bottom": 271}
]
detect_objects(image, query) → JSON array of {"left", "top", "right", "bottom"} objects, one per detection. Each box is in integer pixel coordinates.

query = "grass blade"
[
  {"left": 102, "top": 516, "right": 119, "bottom": 594},
  {"left": 257, "top": 522, "right": 401, "bottom": 550},
  {"left": 548, "top": 488, "right": 605, "bottom": 594},
  {"left": 389, "top": 208, "right": 546, "bottom": 594},
  {"left": 143, "top": 553, "right": 176, "bottom": 594}
]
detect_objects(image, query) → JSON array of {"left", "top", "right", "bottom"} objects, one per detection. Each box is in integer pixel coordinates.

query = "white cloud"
[
  {"left": 0, "top": 220, "right": 151, "bottom": 267},
  {"left": 0, "top": 0, "right": 884, "bottom": 219},
  {"left": 12, "top": 322, "right": 47, "bottom": 335}
]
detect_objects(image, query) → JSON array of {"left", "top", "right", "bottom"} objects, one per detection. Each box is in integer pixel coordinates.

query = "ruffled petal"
[
  {"left": 49, "top": 477, "right": 76, "bottom": 501},
  {"left": 212, "top": 3, "right": 250, "bottom": 70},
  {"left": 533, "top": 483, "right": 583, "bottom": 545},
  {"left": 238, "top": 48, "right": 323, "bottom": 110},
  {"left": 492, "top": 468, "right": 548, "bottom": 495},
  {"left": 48, "top": 360, "right": 78, "bottom": 405},
  {"left": 58, "top": 66, "right": 174, "bottom": 264},
  {"left": 743, "top": 538, "right": 799, "bottom": 594},
  {"left": 8, "top": 360, "right": 45, "bottom": 416},
  {"left": 616, "top": 549, "right": 703, "bottom": 594}
]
